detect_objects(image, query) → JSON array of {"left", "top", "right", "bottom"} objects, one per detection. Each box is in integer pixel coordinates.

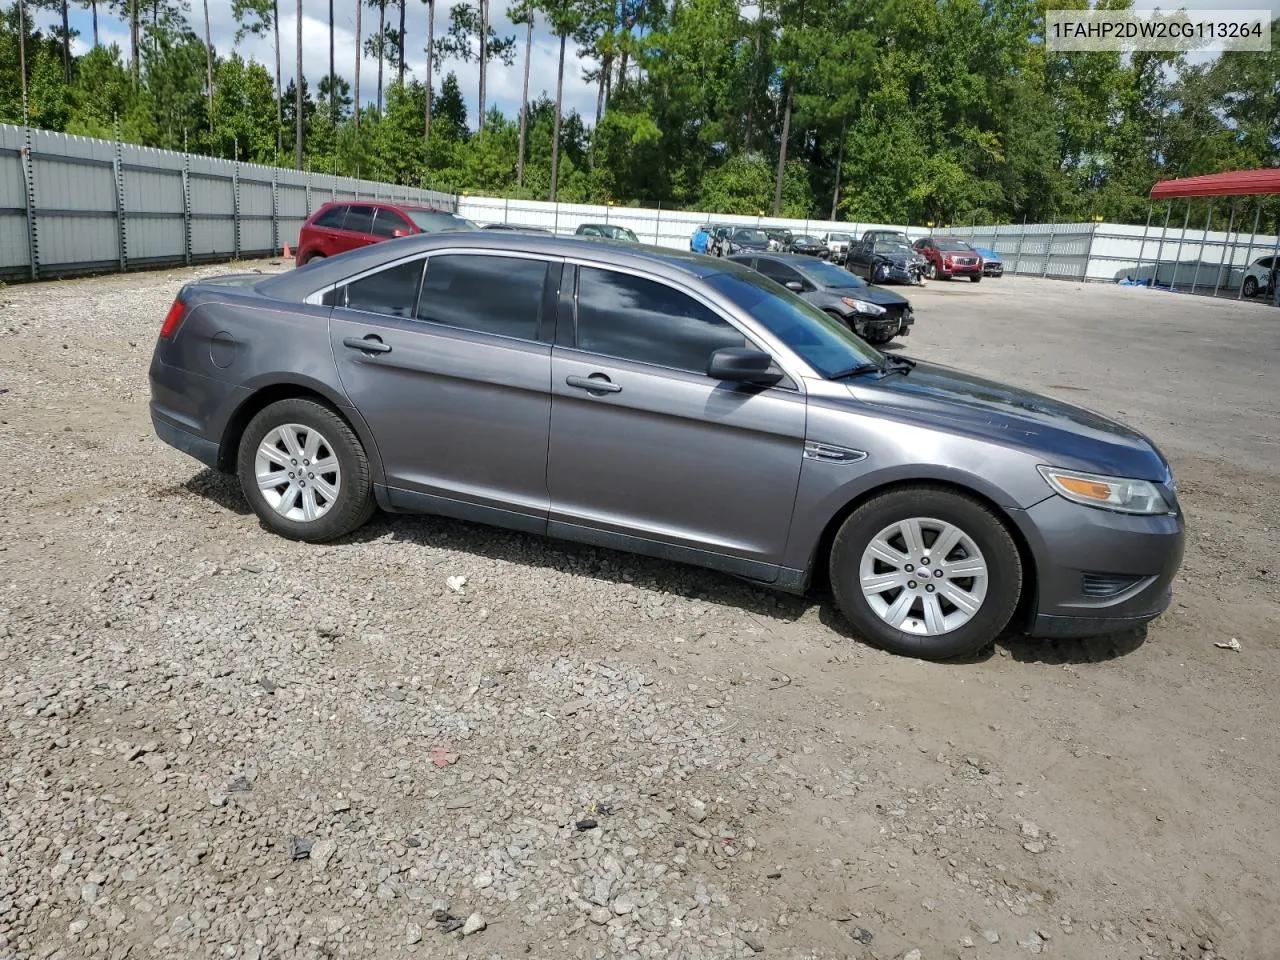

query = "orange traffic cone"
[{"left": 283, "top": 242, "right": 292, "bottom": 259}]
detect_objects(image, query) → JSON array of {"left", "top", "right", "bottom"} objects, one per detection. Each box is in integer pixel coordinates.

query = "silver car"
[{"left": 149, "top": 234, "right": 1184, "bottom": 659}]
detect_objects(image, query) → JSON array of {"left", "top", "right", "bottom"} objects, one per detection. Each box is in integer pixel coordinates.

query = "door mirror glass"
[
  {"left": 392, "top": 228, "right": 409, "bottom": 238},
  {"left": 707, "top": 347, "right": 783, "bottom": 386},
  {"left": 784, "top": 280, "right": 804, "bottom": 292}
]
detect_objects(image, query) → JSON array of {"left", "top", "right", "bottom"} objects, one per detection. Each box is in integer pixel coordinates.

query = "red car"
[
  {"left": 294, "top": 201, "right": 477, "bottom": 266},
  {"left": 912, "top": 236, "right": 983, "bottom": 282}
]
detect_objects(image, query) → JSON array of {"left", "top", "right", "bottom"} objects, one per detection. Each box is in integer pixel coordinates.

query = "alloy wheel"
[
  {"left": 858, "top": 517, "right": 988, "bottom": 636},
  {"left": 254, "top": 423, "right": 342, "bottom": 522}
]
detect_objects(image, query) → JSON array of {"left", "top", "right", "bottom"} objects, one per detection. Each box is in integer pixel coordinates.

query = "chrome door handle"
[
  {"left": 343, "top": 335, "right": 392, "bottom": 354},
  {"left": 566, "top": 374, "right": 622, "bottom": 395}
]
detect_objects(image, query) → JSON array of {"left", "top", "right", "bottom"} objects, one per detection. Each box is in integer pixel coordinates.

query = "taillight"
[{"left": 159, "top": 298, "right": 187, "bottom": 340}]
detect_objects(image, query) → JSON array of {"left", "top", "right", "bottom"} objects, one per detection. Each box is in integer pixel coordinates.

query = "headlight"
[
  {"left": 1037, "top": 466, "right": 1171, "bottom": 515},
  {"left": 841, "top": 297, "right": 886, "bottom": 316}
]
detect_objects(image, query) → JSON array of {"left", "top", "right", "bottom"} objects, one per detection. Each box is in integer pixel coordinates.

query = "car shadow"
[{"left": 164, "top": 468, "right": 254, "bottom": 516}]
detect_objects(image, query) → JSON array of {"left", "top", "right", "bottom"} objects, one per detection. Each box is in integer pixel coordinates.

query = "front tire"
[
  {"left": 1243, "top": 276, "right": 1259, "bottom": 298},
  {"left": 926, "top": 262, "right": 937, "bottom": 280},
  {"left": 829, "top": 486, "right": 1023, "bottom": 659},
  {"left": 873, "top": 262, "right": 889, "bottom": 283},
  {"left": 969, "top": 274, "right": 982, "bottom": 283},
  {"left": 306, "top": 252, "right": 327, "bottom": 264},
  {"left": 237, "top": 398, "right": 375, "bottom": 543}
]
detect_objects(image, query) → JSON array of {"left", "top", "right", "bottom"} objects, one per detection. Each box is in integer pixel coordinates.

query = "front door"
[
  {"left": 546, "top": 265, "right": 806, "bottom": 581},
  {"left": 329, "top": 250, "right": 561, "bottom": 532}
]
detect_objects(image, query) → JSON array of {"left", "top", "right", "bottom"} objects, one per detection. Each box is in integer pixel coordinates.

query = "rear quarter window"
[{"left": 312, "top": 206, "right": 346, "bottom": 229}]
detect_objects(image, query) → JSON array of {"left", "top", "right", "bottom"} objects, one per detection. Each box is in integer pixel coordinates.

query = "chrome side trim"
[{"left": 804, "top": 441, "right": 868, "bottom": 463}]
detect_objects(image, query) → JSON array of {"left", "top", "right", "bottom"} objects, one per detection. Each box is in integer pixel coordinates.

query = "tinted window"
[
  {"left": 796, "top": 260, "right": 868, "bottom": 289},
  {"left": 734, "top": 229, "right": 767, "bottom": 244},
  {"left": 405, "top": 209, "right": 477, "bottom": 232},
  {"left": 344, "top": 205, "right": 374, "bottom": 234},
  {"left": 371, "top": 208, "right": 412, "bottom": 238},
  {"left": 579, "top": 226, "right": 602, "bottom": 237},
  {"left": 575, "top": 268, "right": 746, "bottom": 373},
  {"left": 755, "top": 259, "right": 803, "bottom": 285},
  {"left": 313, "top": 205, "right": 346, "bottom": 229},
  {"left": 417, "top": 254, "right": 547, "bottom": 340},
  {"left": 705, "top": 270, "right": 881, "bottom": 378},
  {"left": 344, "top": 259, "right": 425, "bottom": 317}
]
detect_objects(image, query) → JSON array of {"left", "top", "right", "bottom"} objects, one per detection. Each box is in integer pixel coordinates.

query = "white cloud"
[{"left": 35, "top": 1, "right": 602, "bottom": 127}]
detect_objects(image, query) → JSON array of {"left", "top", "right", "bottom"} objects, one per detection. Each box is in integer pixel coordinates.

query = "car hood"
[
  {"left": 849, "top": 359, "right": 1170, "bottom": 480},
  {"left": 830, "top": 285, "right": 909, "bottom": 308}
]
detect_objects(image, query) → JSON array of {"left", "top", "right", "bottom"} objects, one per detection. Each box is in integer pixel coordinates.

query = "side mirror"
[
  {"left": 707, "top": 347, "right": 784, "bottom": 386},
  {"left": 784, "top": 280, "right": 804, "bottom": 292},
  {"left": 392, "top": 229, "right": 409, "bottom": 238}
]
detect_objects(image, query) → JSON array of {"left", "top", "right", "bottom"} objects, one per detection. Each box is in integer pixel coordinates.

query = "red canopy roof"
[{"left": 1150, "top": 169, "right": 1280, "bottom": 200}]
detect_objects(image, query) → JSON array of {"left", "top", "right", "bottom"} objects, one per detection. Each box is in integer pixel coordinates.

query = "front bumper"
[
  {"left": 880, "top": 263, "right": 923, "bottom": 285},
  {"left": 851, "top": 308, "right": 913, "bottom": 340},
  {"left": 983, "top": 262, "right": 1004, "bottom": 277},
  {"left": 1016, "top": 495, "right": 1185, "bottom": 638}
]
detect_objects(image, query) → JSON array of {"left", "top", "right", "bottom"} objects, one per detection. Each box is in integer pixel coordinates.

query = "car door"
[
  {"left": 307, "top": 204, "right": 348, "bottom": 256},
  {"left": 845, "top": 242, "right": 870, "bottom": 278},
  {"left": 334, "top": 204, "right": 375, "bottom": 254},
  {"left": 328, "top": 249, "right": 561, "bottom": 532},
  {"left": 371, "top": 207, "right": 413, "bottom": 240},
  {"left": 545, "top": 264, "right": 806, "bottom": 581}
]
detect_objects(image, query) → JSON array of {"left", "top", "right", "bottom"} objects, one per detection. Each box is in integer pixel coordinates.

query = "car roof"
[
  {"left": 256, "top": 232, "right": 733, "bottom": 301},
  {"left": 315, "top": 200, "right": 449, "bottom": 213}
]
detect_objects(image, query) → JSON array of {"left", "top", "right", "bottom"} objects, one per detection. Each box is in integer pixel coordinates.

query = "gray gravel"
[{"left": 2, "top": 262, "right": 1276, "bottom": 959}]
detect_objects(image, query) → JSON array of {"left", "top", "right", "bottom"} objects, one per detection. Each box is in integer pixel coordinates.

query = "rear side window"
[
  {"left": 313, "top": 205, "right": 346, "bottom": 229},
  {"left": 575, "top": 268, "right": 746, "bottom": 373},
  {"left": 344, "top": 205, "right": 375, "bottom": 234},
  {"left": 417, "top": 254, "right": 548, "bottom": 340},
  {"left": 755, "top": 259, "right": 803, "bottom": 285},
  {"left": 371, "top": 208, "right": 413, "bottom": 238},
  {"left": 343, "top": 259, "right": 425, "bottom": 317}
]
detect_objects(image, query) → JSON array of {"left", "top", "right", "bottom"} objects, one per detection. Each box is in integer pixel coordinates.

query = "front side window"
[
  {"left": 343, "top": 259, "right": 425, "bottom": 317},
  {"left": 797, "top": 260, "right": 868, "bottom": 289},
  {"left": 754, "top": 259, "right": 803, "bottom": 286},
  {"left": 575, "top": 268, "right": 746, "bottom": 374},
  {"left": 371, "top": 208, "right": 413, "bottom": 238},
  {"left": 344, "top": 205, "right": 375, "bottom": 234},
  {"left": 417, "top": 254, "right": 548, "bottom": 340}
]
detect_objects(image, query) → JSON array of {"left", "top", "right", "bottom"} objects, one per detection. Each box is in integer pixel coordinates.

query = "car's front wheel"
[
  {"left": 969, "top": 273, "right": 982, "bottom": 283},
  {"left": 926, "top": 262, "right": 937, "bottom": 280},
  {"left": 829, "top": 486, "right": 1023, "bottom": 659},
  {"left": 237, "top": 398, "right": 375, "bottom": 543},
  {"left": 1243, "top": 276, "right": 1259, "bottom": 298}
]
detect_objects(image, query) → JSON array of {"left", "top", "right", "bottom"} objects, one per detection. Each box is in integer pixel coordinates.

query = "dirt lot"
[{"left": 1, "top": 264, "right": 1277, "bottom": 960}]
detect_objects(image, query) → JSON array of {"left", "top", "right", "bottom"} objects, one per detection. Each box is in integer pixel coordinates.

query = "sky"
[{"left": 28, "top": 1, "right": 602, "bottom": 128}]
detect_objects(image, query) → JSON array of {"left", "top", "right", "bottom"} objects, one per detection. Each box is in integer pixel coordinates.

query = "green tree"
[
  {"left": 231, "top": 0, "right": 282, "bottom": 153},
  {"left": 434, "top": 0, "right": 516, "bottom": 134}
]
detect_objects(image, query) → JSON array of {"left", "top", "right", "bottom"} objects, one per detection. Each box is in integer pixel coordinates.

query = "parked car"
[
  {"left": 295, "top": 201, "right": 477, "bottom": 265},
  {"left": 729, "top": 253, "right": 914, "bottom": 345},
  {"left": 712, "top": 227, "right": 771, "bottom": 258},
  {"left": 764, "top": 228, "right": 794, "bottom": 251},
  {"left": 1241, "top": 255, "right": 1276, "bottom": 298},
  {"left": 690, "top": 224, "right": 715, "bottom": 254},
  {"left": 150, "top": 233, "right": 1184, "bottom": 660},
  {"left": 861, "top": 229, "right": 914, "bottom": 247},
  {"left": 846, "top": 238, "right": 927, "bottom": 285},
  {"left": 788, "top": 234, "right": 829, "bottom": 258},
  {"left": 575, "top": 223, "right": 639, "bottom": 242},
  {"left": 481, "top": 223, "right": 553, "bottom": 234},
  {"left": 913, "top": 236, "right": 983, "bottom": 282},
  {"left": 822, "top": 231, "right": 855, "bottom": 262},
  {"left": 973, "top": 246, "right": 1004, "bottom": 277}
]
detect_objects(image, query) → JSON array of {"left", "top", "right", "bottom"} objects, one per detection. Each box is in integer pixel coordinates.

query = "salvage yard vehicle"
[
  {"left": 788, "top": 234, "right": 829, "bottom": 258},
  {"left": 974, "top": 246, "right": 1004, "bottom": 277},
  {"left": 1240, "top": 255, "right": 1275, "bottom": 298},
  {"left": 713, "top": 227, "right": 771, "bottom": 257},
  {"left": 913, "top": 236, "right": 983, "bottom": 281},
  {"left": 845, "top": 237, "right": 926, "bottom": 285},
  {"left": 150, "top": 233, "right": 1185, "bottom": 660},
  {"left": 295, "top": 201, "right": 477, "bottom": 265},
  {"left": 729, "top": 253, "right": 913, "bottom": 345},
  {"left": 822, "top": 231, "right": 855, "bottom": 262},
  {"left": 575, "top": 223, "right": 639, "bottom": 242}
]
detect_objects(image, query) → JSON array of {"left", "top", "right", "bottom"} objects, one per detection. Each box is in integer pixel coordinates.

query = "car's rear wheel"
[
  {"left": 925, "top": 262, "right": 937, "bottom": 280},
  {"left": 829, "top": 486, "right": 1022, "bottom": 660},
  {"left": 1243, "top": 276, "right": 1259, "bottom": 298},
  {"left": 237, "top": 398, "right": 375, "bottom": 543}
]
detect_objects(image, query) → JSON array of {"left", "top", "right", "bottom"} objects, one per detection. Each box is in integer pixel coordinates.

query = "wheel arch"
[
  {"left": 806, "top": 477, "right": 1040, "bottom": 627},
  {"left": 216, "top": 378, "right": 385, "bottom": 485}
]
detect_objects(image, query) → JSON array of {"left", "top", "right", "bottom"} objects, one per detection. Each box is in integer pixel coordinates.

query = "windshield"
[
  {"left": 706, "top": 270, "right": 882, "bottom": 378},
  {"left": 600, "top": 224, "right": 638, "bottom": 241},
  {"left": 734, "top": 229, "right": 768, "bottom": 244},
  {"left": 793, "top": 235, "right": 820, "bottom": 245},
  {"left": 796, "top": 260, "right": 869, "bottom": 289},
  {"left": 407, "top": 210, "right": 478, "bottom": 232},
  {"left": 873, "top": 241, "right": 913, "bottom": 255},
  {"left": 829, "top": 233, "right": 852, "bottom": 242},
  {"left": 936, "top": 240, "right": 973, "bottom": 252}
]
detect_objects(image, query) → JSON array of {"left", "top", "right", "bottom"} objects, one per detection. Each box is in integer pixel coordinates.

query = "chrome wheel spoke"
[
  {"left": 860, "top": 570, "right": 906, "bottom": 593},
  {"left": 943, "top": 557, "right": 986, "bottom": 578},
  {"left": 255, "top": 423, "right": 342, "bottom": 523},
  {"left": 302, "top": 428, "right": 322, "bottom": 462},
  {"left": 301, "top": 487, "right": 320, "bottom": 521},
  {"left": 930, "top": 523, "right": 963, "bottom": 561},
  {"left": 898, "top": 519, "right": 925, "bottom": 558},
  {"left": 274, "top": 484, "right": 300, "bottom": 516},
  {"left": 939, "top": 582, "right": 982, "bottom": 617},
  {"left": 312, "top": 476, "right": 340, "bottom": 502},
  {"left": 279, "top": 426, "right": 304, "bottom": 459},
  {"left": 258, "top": 470, "right": 289, "bottom": 491},
  {"left": 883, "top": 591, "right": 915, "bottom": 628},
  {"left": 921, "top": 594, "right": 946, "bottom": 634},
  {"left": 311, "top": 456, "right": 338, "bottom": 475},
  {"left": 865, "top": 540, "right": 907, "bottom": 567},
  {"left": 259, "top": 444, "right": 291, "bottom": 468}
]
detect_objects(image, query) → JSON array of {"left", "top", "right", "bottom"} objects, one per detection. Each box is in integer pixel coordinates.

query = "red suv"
[
  {"left": 294, "top": 201, "right": 477, "bottom": 266},
  {"left": 912, "top": 236, "right": 983, "bottom": 282}
]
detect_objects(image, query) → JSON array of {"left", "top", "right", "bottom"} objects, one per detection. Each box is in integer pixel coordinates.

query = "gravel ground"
[{"left": 1, "top": 263, "right": 1277, "bottom": 960}]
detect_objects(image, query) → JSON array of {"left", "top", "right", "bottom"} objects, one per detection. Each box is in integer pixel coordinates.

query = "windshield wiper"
[
  {"left": 884, "top": 355, "right": 916, "bottom": 373},
  {"left": 828, "top": 362, "right": 885, "bottom": 380}
]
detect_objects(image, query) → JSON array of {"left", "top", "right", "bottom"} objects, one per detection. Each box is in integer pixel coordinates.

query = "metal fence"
[
  {"left": 2, "top": 121, "right": 1276, "bottom": 307},
  {"left": 0, "top": 123, "right": 455, "bottom": 282}
]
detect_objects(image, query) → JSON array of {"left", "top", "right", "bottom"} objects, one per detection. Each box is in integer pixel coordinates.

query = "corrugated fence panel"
[
  {"left": 121, "top": 144, "right": 186, "bottom": 263},
  {"left": 30, "top": 130, "right": 118, "bottom": 270},
  {"left": 238, "top": 164, "right": 276, "bottom": 255},
  {"left": 0, "top": 125, "right": 30, "bottom": 277},
  {"left": 187, "top": 155, "right": 237, "bottom": 259}
]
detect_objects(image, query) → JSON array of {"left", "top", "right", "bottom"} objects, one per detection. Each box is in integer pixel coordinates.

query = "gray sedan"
[{"left": 149, "top": 233, "right": 1184, "bottom": 659}]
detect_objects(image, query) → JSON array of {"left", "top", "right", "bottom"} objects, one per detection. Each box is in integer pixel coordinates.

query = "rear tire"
[
  {"left": 829, "top": 486, "right": 1023, "bottom": 660},
  {"left": 1243, "top": 276, "right": 1259, "bottom": 298},
  {"left": 926, "top": 262, "right": 937, "bottom": 280},
  {"left": 237, "top": 398, "right": 375, "bottom": 543}
]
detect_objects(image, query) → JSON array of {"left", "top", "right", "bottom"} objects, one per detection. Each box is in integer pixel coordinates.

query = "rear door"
[
  {"left": 307, "top": 204, "right": 348, "bottom": 256},
  {"left": 328, "top": 248, "right": 561, "bottom": 531},
  {"left": 545, "top": 264, "right": 806, "bottom": 580},
  {"left": 335, "top": 204, "right": 376, "bottom": 254}
]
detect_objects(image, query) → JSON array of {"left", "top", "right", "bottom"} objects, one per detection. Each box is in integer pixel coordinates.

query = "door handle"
[
  {"left": 343, "top": 335, "right": 392, "bottom": 354},
  {"left": 566, "top": 374, "right": 622, "bottom": 395}
]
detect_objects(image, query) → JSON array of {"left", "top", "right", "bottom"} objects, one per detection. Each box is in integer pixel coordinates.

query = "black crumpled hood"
[{"left": 851, "top": 359, "right": 1170, "bottom": 480}]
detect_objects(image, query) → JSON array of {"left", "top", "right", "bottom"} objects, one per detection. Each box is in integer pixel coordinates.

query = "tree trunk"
[
  {"left": 477, "top": 0, "right": 487, "bottom": 134},
  {"left": 329, "top": 0, "right": 335, "bottom": 122},
  {"left": 423, "top": 0, "right": 434, "bottom": 141},
  {"left": 398, "top": 0, "right": 406, "bottom": 85},
  {"left": 830, "top": 118, "right": 845, "bottom": 220},
  {"left": 617, "top": 5, "right": 631, "bottom": 91},
  {"left": 376, "top": 3, "right": 385, "bottom": 117},
  {"left": 353, "top": 0, "right": 362, "bottom": 128},
  {"left": 516, "top": 5, "right": 532, "bottom": 186},
  {"left": 130, "top": 0, "right": 139, "bottom": 83},
  {"left": 295, "top": 0, "right": 304, "bottom": 168},
  {"left": 17, "top": 0, "right": 28, "bottom": 117},
  {"left": 772, "top": 81, "right": 792, "bottom": 216},
  {"left": 202, "top": 0, "right": 215, "bottom": 134},
  {"left": 60, "top": 0, "right": 70, "bottom": 83},
  {"left": 550, "top": 31, "right": 566, "bottom": 203},
  {"left": 91, "top": 0, "right": 99, "bottom": 47},
  {"left": 274, "top": 0, "right": 283, "bottom": 154},
  {"left": 595, "top": 67, "right": 606, "bottom": 126}
]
